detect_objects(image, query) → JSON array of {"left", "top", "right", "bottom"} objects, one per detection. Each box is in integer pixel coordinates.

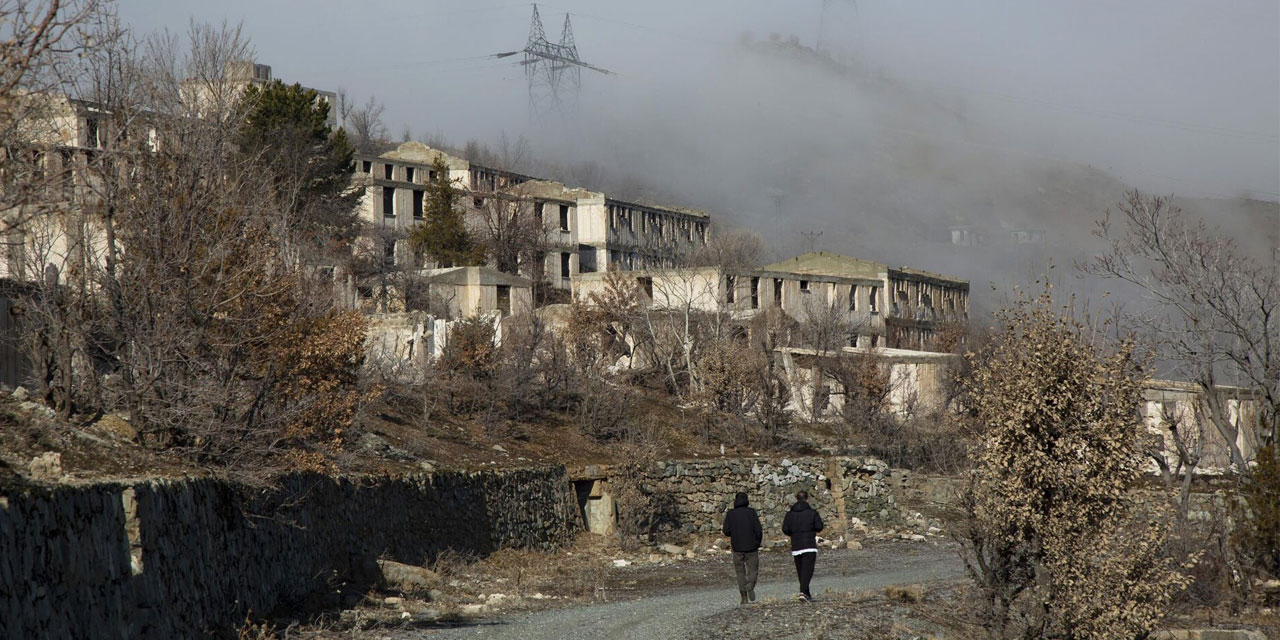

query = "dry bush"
[
  {"left": 959, "top": 286, "right": 1191, "bottom": 639},
  {"left": 1234, "top": 443, "right": 1280, "bottom": 592}
]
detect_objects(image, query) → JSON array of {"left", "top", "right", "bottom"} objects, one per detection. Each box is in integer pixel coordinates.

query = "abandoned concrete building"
[
  {"left": 573, "top": 251, "right": 968, "bottom": 352},
  {"left": 353, "top": 141, "right": 710, "bottom": 290},
  {"left": 0, "top": 92, "right": 131, "bottom": 283},
  {"left": 2, "top": 61, "right": 333, "bottom": 284},
  {"left": 181, "top": 60, "right": 337, "bottom": 127},
  {"left": 1141, "top": 379, "right": 1265, "bottom": 472}
]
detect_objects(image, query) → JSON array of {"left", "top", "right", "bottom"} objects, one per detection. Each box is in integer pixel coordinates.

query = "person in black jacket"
[
  {"left": 722, "top": 492, "right": 763, "bottom": 604},
  {"left": 781, "top": 490, "right": 824, "bottom": 601}
]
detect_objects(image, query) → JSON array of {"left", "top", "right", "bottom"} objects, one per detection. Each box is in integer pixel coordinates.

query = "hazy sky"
[{"left": 117, "top": 0, "right": 1278, "bottom": 201}]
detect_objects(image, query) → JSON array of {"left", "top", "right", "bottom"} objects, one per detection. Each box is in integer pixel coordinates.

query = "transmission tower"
[{"left": 509, "top": 4, "right": 611, "bottom": 118}]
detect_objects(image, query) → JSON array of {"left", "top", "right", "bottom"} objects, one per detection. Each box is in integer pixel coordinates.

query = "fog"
[{"left": 118, "top": 1, "right": 1279, "bottom": 312}]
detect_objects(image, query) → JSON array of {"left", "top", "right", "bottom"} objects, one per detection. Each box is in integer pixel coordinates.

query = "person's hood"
[
  {"left": 733, "top": 495, "right": 749, "bottom": 508},
  {"left": 790, "top": 501, "right": 811, "bottom": 512}
]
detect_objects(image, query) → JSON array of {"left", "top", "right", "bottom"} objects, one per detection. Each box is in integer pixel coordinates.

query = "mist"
[{"left": 116, "top": 0, "right": 1280, "bottom": 314}]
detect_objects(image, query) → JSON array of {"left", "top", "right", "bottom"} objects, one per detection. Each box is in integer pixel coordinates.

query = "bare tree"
[
  {"left": 337, "top": 89, "right": 386, "bottom": 154},
  {"left": 0, "top": 0, "right": 104, "bottom": 234},
  {"left": 1084, "top": 191, "right": 1278, "bottom": 469},
  {"left": 476, "top": 185, "right": 549, "bottom": 279},
  {"left": 15, "top": 19, "right": 370, "bottom": 474},
  {"left": 683, "top": 227, "right": 766, "bottom": 271}
]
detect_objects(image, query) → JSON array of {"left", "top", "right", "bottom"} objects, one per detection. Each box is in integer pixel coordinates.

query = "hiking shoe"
[{"left": 747, "top": 589, "right": 756, "bottom": 603}]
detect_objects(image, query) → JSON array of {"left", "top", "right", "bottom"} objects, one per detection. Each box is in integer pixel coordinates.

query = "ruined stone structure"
[
  {"left": 0, "top": 467, "right": 579, "bottom": 638},
  {"left": 570, "top": 456, "right": 898, "bottom": 539}
]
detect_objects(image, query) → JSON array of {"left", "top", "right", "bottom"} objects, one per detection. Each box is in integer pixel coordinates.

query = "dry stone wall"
[
  {"left": 640, "top": 456, "right": 896, "bottom": 537},
  {"left": 0, "top": 467, "right": 579, "bottom": 639}
]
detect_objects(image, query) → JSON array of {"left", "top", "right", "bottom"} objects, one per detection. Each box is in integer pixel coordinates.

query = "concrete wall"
[{"left": 0, "top": 467, "right": 580, "bottom": 639}]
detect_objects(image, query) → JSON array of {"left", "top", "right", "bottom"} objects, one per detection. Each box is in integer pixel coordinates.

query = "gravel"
[{"left": 409, "top": 545, "right": 964, "bottom": 640}]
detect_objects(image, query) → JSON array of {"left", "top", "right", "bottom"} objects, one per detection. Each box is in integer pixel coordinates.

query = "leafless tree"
[
  {"left": 1084, "top": 191, "right": 1278, "bottom": 469},
  {"left": 475, "top": 185, "right": 549, "bottom": 279},
  {"left": 338, "top": 89, "right": 386, "bottom": 154},
  {"left": 683, "top": 227, "right": 766, "bottom": 271},
  {"left": 15, "top": 19, "right": 369, "bottom": 474},
  {"left": 0, "top": 0, "right": 104, "bottom": 234}
]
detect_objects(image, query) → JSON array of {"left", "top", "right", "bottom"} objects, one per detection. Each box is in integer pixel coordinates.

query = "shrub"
[{"left": 959, "top": 287, "right": 1191, "bottom": 639}]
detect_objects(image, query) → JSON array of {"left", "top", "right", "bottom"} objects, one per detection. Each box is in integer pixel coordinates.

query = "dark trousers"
[
  {"left": 793, "top": 551, "right": 816, "bottom": 597},
  {"left": 732, "top": 551, "right": 759, "bottom": 592}
]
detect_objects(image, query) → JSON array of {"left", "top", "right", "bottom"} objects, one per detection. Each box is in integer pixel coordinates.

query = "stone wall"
[
  {"left": 0, "top": 467, "right": 579, "bottom": 639},
  {"left": 637, "top": 456, "right": 896, "bottom": 537}
]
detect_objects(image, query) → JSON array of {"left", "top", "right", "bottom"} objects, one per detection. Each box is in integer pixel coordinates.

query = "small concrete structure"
[
  {"left": 570, "top": 465, "right": 618, "bottom": 536},
  {"left": 417, "top": 266, "right": 532, "bottom": 318}
]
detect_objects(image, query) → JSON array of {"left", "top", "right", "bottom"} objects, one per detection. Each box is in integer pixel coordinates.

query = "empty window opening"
[
  {"left": 382, "top": 187, "right": 395, "bottom": 216},
  {"left": 849, "top": 285, "right": 857, "bottom": 311},
  {"left": 578, "top": 245, "right": 598, "bottom": 273},
  {"left": 799, "top": 280, "right": 810, "bottom": 293},
  {"left": 86, "top": 117, "right": 101, "bottom": 148},
  {"left": 726, "top": 275, "right": 736, "bottom": 304},
  {"left": 383, "top": 239, "right": 396, "bottom": 267},
  {"left": 560, "top": 252, "right": 571, "bottom": 279},
  {"left": 751, "top": 277, "right": 760, "bottom": 309},
  {"left": 496, "top": 285, "right": 511, "bottom": 315},
  {"left": 361, "top": 160, "right": 371, "bottom": 173},
  {"left": 412, "top": 190, "right": 424, "bottom": 218},
  {"left": 383, "top": 164, "right": 393, "bottom": 180},
  {"left": 559, "top": 204, "right": 570, "bottom": 231},
  {"left": 773, "top": 278, "right": 783, "bottom": 306},
  {"left": 869, "top": 287, "right": 879, "bottom": 313},
  {"left": 870, "top": 335, "right": 879, "bottom": 348}
]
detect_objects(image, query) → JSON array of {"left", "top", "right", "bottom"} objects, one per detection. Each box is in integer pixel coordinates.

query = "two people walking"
[{"left": 721, "top": 490, "right": 826, "bottom": 604}]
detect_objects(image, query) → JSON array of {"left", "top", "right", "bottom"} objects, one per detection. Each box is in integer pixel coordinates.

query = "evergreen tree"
[
  {"left": 238, "top": 80, "right": 358, "bottom": 259},
  {"left": 409, "top": 156, "right": 485, "bottom": 268}
]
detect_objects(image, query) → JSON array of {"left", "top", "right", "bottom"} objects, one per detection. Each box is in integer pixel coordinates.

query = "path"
[{"left": 412, "top": 545, "right": 964, "bottom": 640}]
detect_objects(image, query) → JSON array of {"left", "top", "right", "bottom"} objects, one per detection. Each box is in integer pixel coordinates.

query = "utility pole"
[
  {"left": 501, "top": 5, "right": 612, "bottom": 120},
  {"left": 801, "top": 230, "right": 824, "bottom": 252}
]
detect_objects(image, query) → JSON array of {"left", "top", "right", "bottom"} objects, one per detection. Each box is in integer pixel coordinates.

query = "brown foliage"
[{"left": 959, "top": 286, "right": 1191, "bottom": 639}]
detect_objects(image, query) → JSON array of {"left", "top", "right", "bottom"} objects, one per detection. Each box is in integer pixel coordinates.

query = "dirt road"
[{"left": 410, "top": 544, "right": 964, "bottom": 640}]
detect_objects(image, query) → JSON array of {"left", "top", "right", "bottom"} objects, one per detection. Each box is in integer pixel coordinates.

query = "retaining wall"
[
  {"left": 639, "top": 456, "right": 897, "bottom": 536},
  {"left": 0, "top": 467, "right": 579, "bottom": 639}
]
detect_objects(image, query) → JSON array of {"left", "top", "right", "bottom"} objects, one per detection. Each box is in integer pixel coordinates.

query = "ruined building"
[
  {"left": 573, "top": 251, "right": 969, "bottom": 351},
  {"left": 353, "top": 141, "right": 710, "bottom": 291}
]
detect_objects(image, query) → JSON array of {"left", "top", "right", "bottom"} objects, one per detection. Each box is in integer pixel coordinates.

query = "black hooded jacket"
[
  {"left": 781, "top": 501, "right": 825, "bottom": 551},
  {"left": 721, "top": 495, "right": 763, "bottom": 552}
]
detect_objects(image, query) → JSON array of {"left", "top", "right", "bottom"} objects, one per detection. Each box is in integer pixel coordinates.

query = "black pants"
[{"left": 793, "top": 551, "right": 816, "bottom": 597}]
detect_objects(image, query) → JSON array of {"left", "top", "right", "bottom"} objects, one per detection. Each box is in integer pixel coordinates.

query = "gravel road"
[{"left": 412, "top": 545, "right": 964, "bottom": 640}]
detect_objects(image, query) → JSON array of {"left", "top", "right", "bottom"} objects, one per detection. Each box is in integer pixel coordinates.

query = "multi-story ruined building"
[
  {"left": 353, "top": 141, "right": 710, "bottom": 291},
  {"left": 572, "top": 251, "right": 968, "bottom": 352},
  {"left": 2, "top": 61, "right": 334, "bottom": 283}
]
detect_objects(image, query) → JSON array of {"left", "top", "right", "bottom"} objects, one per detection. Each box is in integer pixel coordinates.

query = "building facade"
[{"left": 353, "top": 142, "right": 711, "bottom": 291}]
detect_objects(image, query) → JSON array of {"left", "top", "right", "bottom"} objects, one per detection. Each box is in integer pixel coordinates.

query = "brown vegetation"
[{"left": 958, "top": 286, "right": 1191, "bottom": 639}]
